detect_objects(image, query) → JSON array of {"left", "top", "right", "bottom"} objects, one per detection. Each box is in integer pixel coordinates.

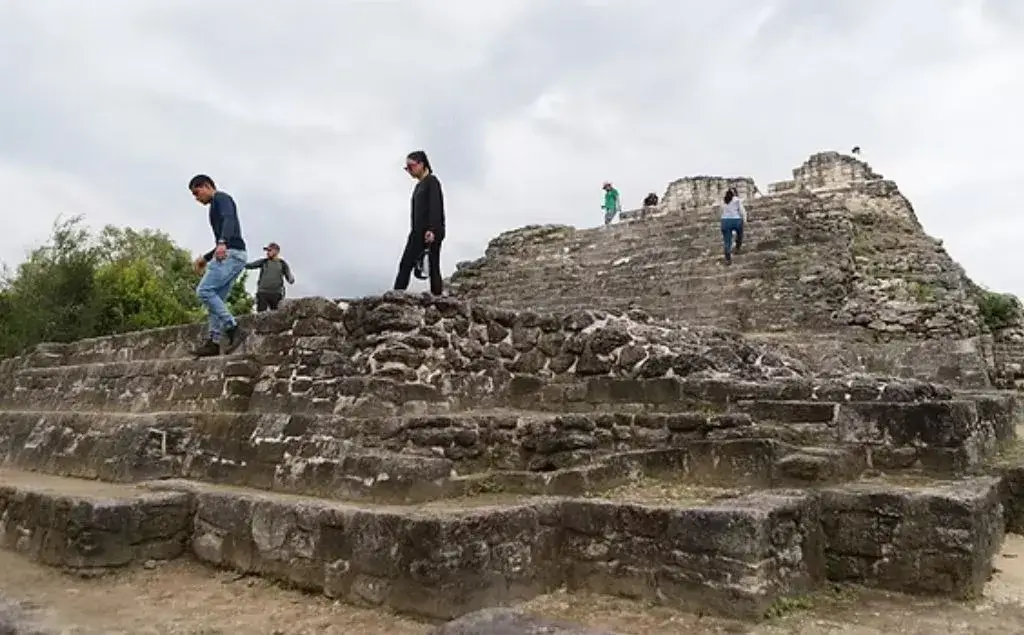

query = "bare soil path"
[{"left": 2, "top": 537, "right": 1024, "bottom": 634}]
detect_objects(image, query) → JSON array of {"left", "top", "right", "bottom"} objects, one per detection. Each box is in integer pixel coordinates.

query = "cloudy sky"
[{"left": 1, "top": 0, "right": 1021, "bottom": 299}]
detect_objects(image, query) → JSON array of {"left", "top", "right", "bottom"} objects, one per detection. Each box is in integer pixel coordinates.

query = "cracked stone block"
[
  {"left": 0, "top": 475, "right": 191, "bottom": 570},
  {"left": 820, "top": 476, "right": 1003, "bottom": 598}
]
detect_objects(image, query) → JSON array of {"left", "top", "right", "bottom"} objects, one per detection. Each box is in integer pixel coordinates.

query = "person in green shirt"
[
  {"left": 602, "top": 182, "right": 621, "bottom": 225},
  {"left": 245, "top": 242, "right": 295, "bottom": 312}
]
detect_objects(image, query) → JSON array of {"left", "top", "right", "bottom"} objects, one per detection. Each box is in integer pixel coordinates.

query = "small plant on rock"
[{"left": 977, "top": 290, "right": 1021, "bottom": 331}]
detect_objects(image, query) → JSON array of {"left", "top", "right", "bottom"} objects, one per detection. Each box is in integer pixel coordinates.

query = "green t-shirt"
[{"left": 603, "top": 188, "right": 620, "bottom": 211}]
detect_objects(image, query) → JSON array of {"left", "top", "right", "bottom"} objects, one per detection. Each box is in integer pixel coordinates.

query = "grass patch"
[
  {"left": 907, "top": 281, "right": 936, "bottom": 303},
  {"left": 763, "top": 584, "right": 859, "bottom": 620}
]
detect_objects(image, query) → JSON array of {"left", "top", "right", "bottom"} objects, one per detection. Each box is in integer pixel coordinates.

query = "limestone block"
[
  {"left": 819, "top": 477, "right": 1003, "bottom": 598},
  {"left": 0, "top": 477, "right": 191, "bottom": 570}
]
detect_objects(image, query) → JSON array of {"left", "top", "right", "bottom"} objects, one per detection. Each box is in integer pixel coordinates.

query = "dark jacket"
[
  {"left": 203, "top": 191, "right": 246, "bottom": 261},
  {"left": 410, "top": 174, "right": 445, "bottom": 240}
]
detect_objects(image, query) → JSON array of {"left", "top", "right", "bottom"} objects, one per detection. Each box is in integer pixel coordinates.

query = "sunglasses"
[{"left": 404, "top": 162, "right": 420, "bottom": 172}]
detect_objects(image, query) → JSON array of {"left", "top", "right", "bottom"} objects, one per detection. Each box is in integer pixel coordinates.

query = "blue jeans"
[
  {"left": 720, "top": 217, "right": 744, "bottom": 258},
  {"left": 196, "top": 249, "right": 247, "bottom": 342}
]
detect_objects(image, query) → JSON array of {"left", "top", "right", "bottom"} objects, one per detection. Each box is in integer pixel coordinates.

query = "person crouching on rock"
[
  {"left": 245, "top": 242, "right": 295, "bottom": 312},
  {"left": 393, "top": 150, "right": 445, "bottom": 296},
  {"left": 188, "top": 174, "right": 248, "bottom": 356},
  {"left": 720, "top": 187, "right": 746, "bottom": 265}
]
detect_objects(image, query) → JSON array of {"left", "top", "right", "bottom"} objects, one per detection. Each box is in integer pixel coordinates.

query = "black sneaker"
[
  {"left": 220, "top": 323, "right": 246, "bottom": 355},
  {"left": 191, "top": 340, "right": 221, "bottom": 358}
]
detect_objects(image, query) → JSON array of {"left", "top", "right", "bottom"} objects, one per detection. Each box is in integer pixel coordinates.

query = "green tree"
[{"left": 0, "top": 216, "right": 255, "bottom": 358}]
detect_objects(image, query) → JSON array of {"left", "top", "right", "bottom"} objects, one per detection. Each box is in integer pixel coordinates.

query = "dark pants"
[
  {"left": 394, "top": 232, "right": 443, "bottom": 295},
  {"left": 256, "top": 290, "right": 283, "bottom": 312},
  {"left": 720, "top": 217, "right": 744, "bottom": 260}
]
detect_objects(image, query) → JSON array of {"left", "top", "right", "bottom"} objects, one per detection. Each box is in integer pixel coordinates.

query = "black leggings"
[{"left": 394, "top": 233, "right": 443, "bottom": 295}]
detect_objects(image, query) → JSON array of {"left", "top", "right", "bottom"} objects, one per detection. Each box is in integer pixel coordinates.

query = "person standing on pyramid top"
[
  {"left": 393, "top": 150, "right": 445, "bottom": 296},
  {"left": 245, "top": 242, "right": 295, "bottom": 312},
  {"left": 602, "top": 181, "right": 621, "bottom": 225},
  {"left": 188, "top": 174, "right": 248, "bottom": 357}
]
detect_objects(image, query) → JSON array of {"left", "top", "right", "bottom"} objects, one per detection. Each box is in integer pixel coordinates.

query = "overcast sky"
[{"left": 1, "top": 0, "right": 1021, "bottom": 299}]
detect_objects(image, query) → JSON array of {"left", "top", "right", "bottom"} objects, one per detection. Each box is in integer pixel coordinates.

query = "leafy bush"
[
  {"left": 0, "top": 216, "right": 253, "bottom": 358},
  {"left": 977, "top": 289, "right": 1021, "bottom": 331}
]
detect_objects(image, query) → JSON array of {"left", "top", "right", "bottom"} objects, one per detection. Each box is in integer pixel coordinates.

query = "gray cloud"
[{"left": 0, "top": 0, "right": 1021, "bottom": 299}]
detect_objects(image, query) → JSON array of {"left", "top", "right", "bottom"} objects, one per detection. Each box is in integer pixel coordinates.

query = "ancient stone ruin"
[
  {"left": 451, "top": 151, "right": 1024, "bottom": 392},
  {"left": 0, "top": 152, "right": 1023, "bottom": 633}
]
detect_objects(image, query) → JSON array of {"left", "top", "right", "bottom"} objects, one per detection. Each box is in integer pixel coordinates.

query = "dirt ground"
[{"left": 3, "top": 537, "right": 1024, "bottom": 634}]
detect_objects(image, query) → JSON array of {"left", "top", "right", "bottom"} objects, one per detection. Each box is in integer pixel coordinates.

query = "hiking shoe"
[
  {"left": 191, "top": 340, "right": 220, "bottom": 358},
  {"left": 220, "top": 324, "right": 246, "bottom": 355}
]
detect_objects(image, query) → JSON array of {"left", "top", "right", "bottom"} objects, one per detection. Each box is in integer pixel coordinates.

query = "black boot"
[
  {"left": 221, "top": 323, "right": 246, "bottom": 355},
  {"left": 191, "top": 339, "right": 220, "bottom": 358}
]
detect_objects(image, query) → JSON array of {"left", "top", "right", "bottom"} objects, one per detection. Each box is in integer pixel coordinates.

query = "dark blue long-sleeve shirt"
[{"left": 203, "top": 191, "right": 247, "bottom": 261}]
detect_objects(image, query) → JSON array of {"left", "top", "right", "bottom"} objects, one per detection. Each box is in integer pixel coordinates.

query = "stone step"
[
  {"left": 577, "top": 217, "right": 838, "bottom": 249},
  {"left": 0, "top": 467, "right": 1007, "bottom": 619},
  {"left": 0, "top": 296, "right": 346, "bottom": 370},
  {"left": 505, "top": 375, "right": 956, "bottom": 410},
  {"left": 0, "top": 467, "right": 823, "bottom": 621},
  {"left": 0, "top": 468, "right": 191, "bottom": 570},
  {"left": 0, "top": 355, "right": 258, "bottom": 413},
  {"left": 3, "top": 398, "right": 996, "bottom": 506},
  {"left": 772, "top": 446, "right": 861, "bottom": 483},
  {"left": 0, "top": 408, "right": 762, "bottom": 499}
]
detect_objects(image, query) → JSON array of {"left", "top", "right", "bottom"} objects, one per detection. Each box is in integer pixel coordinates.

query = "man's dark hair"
[
  {"left": 188, "top": 174, "right": 216, "bottom": 190},
  {"left": 406, "top": 150, "right": 433, "bottom": 173}
]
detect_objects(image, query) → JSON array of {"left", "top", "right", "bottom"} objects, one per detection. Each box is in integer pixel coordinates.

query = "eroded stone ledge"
[
  {"left": 0, "top": 471, "right": 191, "bottom": 570},
  {"left": 0, "top": 470, "right": 1009, "bottom": 622}
]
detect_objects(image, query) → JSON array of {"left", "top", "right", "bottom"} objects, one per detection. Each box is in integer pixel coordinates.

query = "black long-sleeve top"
[
  {"left": 410, "top": 174, "right": 445, "bottom": 239},
  {"left": 203, "top": 191, "right": 247, "bottom": 261}
]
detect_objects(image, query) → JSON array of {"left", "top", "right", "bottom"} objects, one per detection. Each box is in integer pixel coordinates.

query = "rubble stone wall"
[{"left": 0, "top": 295, "right": 814, "bottom": 418}]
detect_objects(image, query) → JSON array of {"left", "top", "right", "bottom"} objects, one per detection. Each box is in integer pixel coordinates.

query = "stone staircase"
[
  {"left": 0, "top": 293, "right": 1021, "bottom": 630},
  {"left": 450, "top": 191, "right": 849, "bottom": 333}
]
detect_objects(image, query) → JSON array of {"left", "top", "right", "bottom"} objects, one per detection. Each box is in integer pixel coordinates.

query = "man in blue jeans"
[{"left": 188, "top": 174, "right": 248, "bottom": 357}]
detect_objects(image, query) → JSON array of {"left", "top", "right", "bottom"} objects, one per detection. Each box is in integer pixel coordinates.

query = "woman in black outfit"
[{"left": 393, "top": 150, "right": 446, "bottom": 295}]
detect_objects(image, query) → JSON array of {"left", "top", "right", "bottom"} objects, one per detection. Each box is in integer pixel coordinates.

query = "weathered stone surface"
[
  {"left": 819, "top": 477, "right": 1003, "bottom": 599},
  {"left": 0, "top": 595, "right": 57, "bottom": 635},
  {"left": 143, "top": 477, "right": 821, "bottom": 621},
  {"left": 0, "top": 472, "right": 191, "bottom": 570},
  {"left": 0, "top": 265, "right": 1017, "bottom": 625},
  {"left": 0, "top": 463, "right": 1015, "bottom": 622},
  {"left": 449, "top": 151, "right": 1019, "bottom": 389},
  {"left": 560, "top": 490, "right": 824, "bottom": 618},
  {"left": 435, "top": 608, "right": 619, "bottom": 635}
]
